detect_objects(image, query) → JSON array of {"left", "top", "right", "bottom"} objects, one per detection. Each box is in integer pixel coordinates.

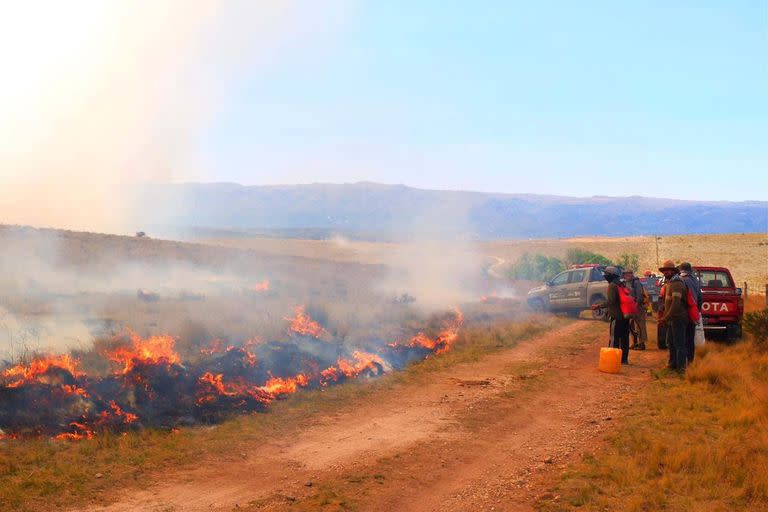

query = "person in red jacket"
[{"left": 604, "top": 266, "right": 631, "bottom": 365}]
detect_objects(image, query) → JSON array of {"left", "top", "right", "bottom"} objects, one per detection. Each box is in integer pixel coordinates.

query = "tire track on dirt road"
[{"left": 78, "top": 320, "right": 664, "bottom": 512}]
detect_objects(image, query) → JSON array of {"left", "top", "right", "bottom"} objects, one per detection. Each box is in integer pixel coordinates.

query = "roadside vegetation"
[
  {"left": 538, "top": 326, "right": 768, "bottom": 511},
  {"left": 0, "top": 315, "right": 563, "bottom": 512},
  {"left": 508, "top": 248, "right": 640, "bottom": 281}
]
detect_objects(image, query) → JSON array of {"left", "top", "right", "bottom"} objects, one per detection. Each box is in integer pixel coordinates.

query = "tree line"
[{"left": 507, "top": 249, "right": 640, "bottom": 281}]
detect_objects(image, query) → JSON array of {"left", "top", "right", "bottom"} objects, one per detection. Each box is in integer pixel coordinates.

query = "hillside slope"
[{"left": 134, "top": 182, "right": 767, "bottom": 240}]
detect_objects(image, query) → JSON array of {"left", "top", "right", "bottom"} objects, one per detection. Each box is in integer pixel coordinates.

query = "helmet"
[
  {"left": 644, "top": 270, "right": 652, "bottom": 277},
  {"left": 679, "top": 262, "right": 693, "bottom": 272},
  {"left": 604, "top": 265, "right": 620, "bottom": 277}
]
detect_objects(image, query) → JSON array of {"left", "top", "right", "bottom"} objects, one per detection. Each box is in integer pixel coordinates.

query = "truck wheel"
[
  {"left": 528, "top": 299, "right": 545, "bottom": 313},
  {"left": 726, "top": 324, "right": 742, "bottom": 343}
]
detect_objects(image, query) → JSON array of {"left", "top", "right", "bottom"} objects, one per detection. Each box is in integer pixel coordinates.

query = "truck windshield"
[{"left": 697, "top": 270, "right": 734, "bottom": 288}]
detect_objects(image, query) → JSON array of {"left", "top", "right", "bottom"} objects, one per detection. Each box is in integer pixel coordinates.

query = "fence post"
[
  {"left": 765, "top": 283, "right": 768, "bottom": 307},
  {"left": 744, "top": 282, "right": 748, "bottom": 299}
]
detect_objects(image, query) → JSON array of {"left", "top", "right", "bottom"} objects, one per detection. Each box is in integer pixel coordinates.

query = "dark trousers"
[
  {"left": 610, "top": 316, "right": 630, "bottom": 364},
  {"left": 686, "top": 321, "right": 696, "bottom": 363},
  {"left": 666, "top": 319, "right": 688, "bottom": 372}
]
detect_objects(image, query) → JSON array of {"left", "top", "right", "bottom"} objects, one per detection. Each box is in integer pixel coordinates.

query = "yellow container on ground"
[{"left": 598, "top": 347, "right": 622, "bottom": 374}]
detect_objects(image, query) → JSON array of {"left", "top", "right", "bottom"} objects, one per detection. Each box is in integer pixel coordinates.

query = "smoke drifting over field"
[
  {"left": 0, "top": 225, "right": 481, "bottom": 439},
  {"left": 0, "top": 3, "right": 499, "bottom": 439}
]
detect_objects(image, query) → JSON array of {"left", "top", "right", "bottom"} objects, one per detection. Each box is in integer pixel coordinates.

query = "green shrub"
[
  {"left": 565, "top": 248, "right": 612, "bottom": 266},
  {"left": 615, "top": 253, "right": 640, "bottom": 272},
  {"left": 508, "top": 253, "right": 564, "bottom": 281}
]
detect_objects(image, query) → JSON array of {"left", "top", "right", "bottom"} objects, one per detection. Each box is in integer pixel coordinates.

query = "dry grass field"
[
  {"left": 539, "top": 338, "right": 768, "bottom": 512},
  {"left": 197, "top": 232, "right": 768, "bottom": 296},
  {"left": 1, "top": 225, "right": 767, "bottom": 511}
]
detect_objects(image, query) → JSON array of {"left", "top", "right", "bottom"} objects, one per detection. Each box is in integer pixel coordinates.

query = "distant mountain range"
[{"left": 134, "top": 182, "right": 768, "bottom": 241}]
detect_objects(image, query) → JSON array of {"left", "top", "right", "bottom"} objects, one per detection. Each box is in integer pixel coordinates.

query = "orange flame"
[
  {"left": 259, "top": 373, "right": 309, "bottom": 395},
  {"left": 100, "top": 401, "right": 139, "bottom": 424},
  {"left": 200, "top": 339, "right": 258, "bottom": 366},
  {"left": 321, "top": 351, "right": 384, "bottom": 385},
  {"left": 285, "top": 306, "right": 329, "bottom": 339},
  {"left": 252, "top": 280, "right": 270, "bottom": 292},
  {"left": 391, "top": 308, "right": 464, "bottom": 355},
  {"left": 1, "top": 354, "right": 82, "bottom": 387},
  {"left": 54, "top": 422, "right": 95, "bottom": 441},
  {"left": 105, "top": 331, "right": 180, "bottom": 373},
  {"left": 196, "top": 372, "right": 270, "bottom": 405}
]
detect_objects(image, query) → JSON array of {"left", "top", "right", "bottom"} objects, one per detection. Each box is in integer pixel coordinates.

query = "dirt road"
[{"left": 80, "top": 320, "right": 665, "bottom": 512}]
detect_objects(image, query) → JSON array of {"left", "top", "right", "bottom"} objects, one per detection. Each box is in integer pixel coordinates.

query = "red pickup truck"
[{"left": 695, "top": 266, "right": 744, "bottom": 341}]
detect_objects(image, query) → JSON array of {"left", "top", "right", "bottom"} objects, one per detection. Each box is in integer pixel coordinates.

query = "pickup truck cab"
[
  {"left": 694, "top": 266, "right": 744, "bottom": 340},
  {"left": 526, "top": 264, "right": 610, "bottom": 318}
]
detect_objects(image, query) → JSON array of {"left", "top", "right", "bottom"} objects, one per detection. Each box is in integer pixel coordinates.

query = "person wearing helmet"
[
  {"left": 623, "top": 268, "right": 647, "bottom": 350},
  {"left": 604, "top": 265, "right": 631, "bottom": 365},
  {"left": 659, "top": 260, "right": 689, "bottom": 373}
]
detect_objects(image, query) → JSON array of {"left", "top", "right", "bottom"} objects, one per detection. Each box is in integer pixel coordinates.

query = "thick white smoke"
[{"left": 0, "top": 1, "right": 350, "bottom": 232}]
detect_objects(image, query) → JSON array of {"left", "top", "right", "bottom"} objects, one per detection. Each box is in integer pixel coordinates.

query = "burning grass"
[
  {"left": 538, "top": 340, "right": 768, "bottom": 511},
  {"left": 0, "top": 315, "right": 558, "bottom": 512},
  {"left": 0, "top": 308, "right": 464, "bottom": 440}
]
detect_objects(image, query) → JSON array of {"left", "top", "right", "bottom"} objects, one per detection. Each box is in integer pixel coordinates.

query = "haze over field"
[{"left": 135, "top": 182, "right": 768, "bottom": 241}]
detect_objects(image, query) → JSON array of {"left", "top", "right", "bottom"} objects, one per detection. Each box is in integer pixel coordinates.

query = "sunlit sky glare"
[{"left": 1, "top": 1, "right": 767, "bottom": 202}]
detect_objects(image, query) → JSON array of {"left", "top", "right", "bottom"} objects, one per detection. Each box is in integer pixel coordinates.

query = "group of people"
[{"left": 601, "top": 260, "right": 702, "bottom": 373}]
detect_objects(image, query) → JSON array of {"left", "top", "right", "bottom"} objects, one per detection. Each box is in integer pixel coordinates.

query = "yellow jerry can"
[{"left": 598, "top": 347, "right": 622, "bottom": 374}]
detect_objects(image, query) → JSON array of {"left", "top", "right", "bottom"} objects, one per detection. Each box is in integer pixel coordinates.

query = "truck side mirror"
[{"left": 736, "top": 287, "right": 742, "bottom": 296}]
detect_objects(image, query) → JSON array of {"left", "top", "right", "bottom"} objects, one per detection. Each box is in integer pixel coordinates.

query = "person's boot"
[{"left": 638, "top": 343, "right": 646, "bottom": 351}]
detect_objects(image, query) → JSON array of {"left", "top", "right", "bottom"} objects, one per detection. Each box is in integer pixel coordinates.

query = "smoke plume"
[{"left": 0, "top": 1, "right": 348, "bottom": 233}]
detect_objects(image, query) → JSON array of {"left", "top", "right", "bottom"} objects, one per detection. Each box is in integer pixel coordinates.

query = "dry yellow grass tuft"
[{"left": 539, "top": 340, "right": 768, "bottom": 511}]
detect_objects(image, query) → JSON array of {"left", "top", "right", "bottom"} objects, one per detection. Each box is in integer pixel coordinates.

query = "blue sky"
[{"left": 196, "top": 1, "right": 767, "bottom": 201}]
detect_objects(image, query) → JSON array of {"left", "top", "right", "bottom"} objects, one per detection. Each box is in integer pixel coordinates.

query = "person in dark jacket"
[
  {"left": 624, "top": 269, "right": 647, "bottom": 350},
  {"left": 679, "top": 262, "right": 702, "bottom": 364},
  {"left": 604, "top": 266, "right": 631, "bottom": 365},
  {"left": 659, "top": 260, "right": 688, "bottom": 373}
]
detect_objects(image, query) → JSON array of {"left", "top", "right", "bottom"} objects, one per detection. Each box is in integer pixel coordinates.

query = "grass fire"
[{"left": 0, "top": 306, "right": 463, "bottom": 440}]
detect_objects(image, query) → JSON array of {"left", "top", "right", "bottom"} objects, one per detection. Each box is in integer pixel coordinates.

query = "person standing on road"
[
  {"left": 659, "top": 260, "right": 688, "bottom": 373},
  {"left": 604, "top": 266, "right": 631, "bottom": 365},
  {"left": 624, "top": 269, "right": 648, "bottom": 350},
  {"left": 679, "top": 262, "right": 702, "bottom": 364}
]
